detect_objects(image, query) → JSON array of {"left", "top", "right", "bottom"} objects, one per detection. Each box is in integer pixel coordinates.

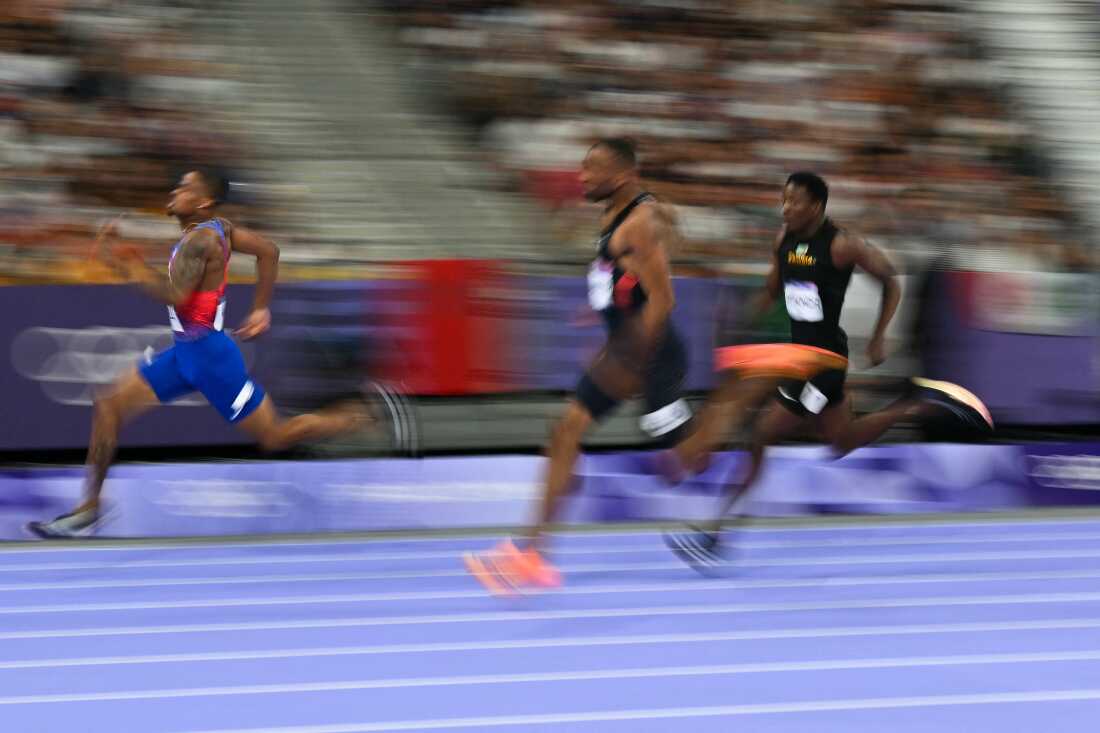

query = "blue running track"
[{"left": 3, "top": 518, "right": 1100, "bottom": 731}]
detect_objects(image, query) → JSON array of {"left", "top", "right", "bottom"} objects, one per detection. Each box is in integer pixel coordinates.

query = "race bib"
[
  {"left": 784, "top": 281, "right": 824, "bottom": 322},
  {"left": 587, "top": 259, "right": 614, "bottom": 311}
]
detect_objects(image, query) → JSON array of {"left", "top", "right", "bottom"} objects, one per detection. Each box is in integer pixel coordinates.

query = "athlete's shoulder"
[
  {"left": 628, "top": 195, "right": 663, "bottom": 219},
  {"left": 829, "top": 225, "right": 875, "bottom": 269},
  {"left": 620, "top": 197, "right": 674, "bottom": 241},
  {"left": 214, "top": 217, "right": 235, "bottom": 237},
  {"left": 824, "top": 217, "right": 853, "bottom": 241},
  {"left": 181, "top": 225, "right": 223, "bottom": 261},
  {"left": 643, "top": 198, "right": 678, "bottom": 228},
  {"left": 834, "top": 223, "right": 864, "bottom": 244}
]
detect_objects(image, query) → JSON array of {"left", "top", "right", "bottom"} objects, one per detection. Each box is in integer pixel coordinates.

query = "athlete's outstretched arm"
[
  {"left": 831, "top": 231, "right": 900, "bottom": 366},
  {"left": 741, "top": 226, "right": 785, "bottom": 326},
  {"left": 122, "top": 228, "right": 218, "bottom": 306},
  {"left": 229, "top": 225, "right": 280, "bottom": 340}
]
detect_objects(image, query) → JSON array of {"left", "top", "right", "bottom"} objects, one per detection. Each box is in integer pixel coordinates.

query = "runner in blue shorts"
[{"left": 29, "top": 169, "right": 370, "bottom": 538}]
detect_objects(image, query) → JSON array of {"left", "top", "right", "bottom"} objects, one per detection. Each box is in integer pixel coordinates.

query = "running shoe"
[
  {"left": 464, "top": 539, "right": 562, "bottom": 596},
  {"left": 664, "top": 525, "right": 728, "bottom": 575},
  {"left": 360, "top": 380, "right": 420, "bottom": 456},
  {"left": 27, "top": 506, "right": 110, "bottom": 539},
  {"left": 911, "top": 377, "right": 994, "bottom": 432}
]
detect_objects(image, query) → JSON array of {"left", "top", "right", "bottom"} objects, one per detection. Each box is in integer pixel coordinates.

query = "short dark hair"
[
  {"left": 786, "top": 171, "right": 828, "bottom": 207},
  {"left": 592, "top": 137, "right": 638, "bottom": 168},
  {"left": 193, "top": 167, "right": 231, "bottom": 205}
]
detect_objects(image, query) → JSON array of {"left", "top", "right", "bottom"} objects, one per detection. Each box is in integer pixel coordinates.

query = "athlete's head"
[
  {"left": 580, "top": 137, "right": 638, "bottom": 203},
  {"left": 782, "top": 171, "right": 828, "bottom": 234},
  {"left": 167, "top": 168, "right": 229, "bottom": 220}
]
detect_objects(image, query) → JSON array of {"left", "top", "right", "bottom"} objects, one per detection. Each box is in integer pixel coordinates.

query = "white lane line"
[
  {"left": 5, "top": 541, "right": 1100, "bottom": 577},
  {"left": 7, "top": 549, "right": 1100, "bottom": 615},
  {"left": 2, "top": 516, "right": 1099, "bottom": 556},
  {"left": 5, "top": 530, "right": 1100, "bottom": 576},
  {"left": 4, "top": 563, "right": 1100, "bottom": 596},
  {"left": 177, "top": 688, "right": 1100, "bottom": 732},
  {"left": 3, "top": 567, "right": 1100, "bottom": 610},
  {"left": 7, "top": 616, "right": 1100, "bottom": 671},
  {"left": 5, "top": 650, "right": 1100, "bottom": 706},
  {"left": 4, "top": 591, "right": 1100, "bottom": 640}
]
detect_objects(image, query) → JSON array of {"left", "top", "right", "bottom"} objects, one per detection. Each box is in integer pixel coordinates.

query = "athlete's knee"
[
  {"left": 749, "top": 422, "right": 777, "bottom": 453},
  {"left": 91, "top": 392, "right": 122, "bottom": 427},
  {"left": 550, "top": 406, "right": 590, "bottom": 451},
  {"left": 826, "top": 424, "right": 860, "bottom": 457},
  {"left": 256, "top": 433, "right": 284, "bottom": 454},
  {"left": 549, "top": 418, "right": 581, "bottom": 451},
  {"left": 250, "top": 420, "right": 287, "bottom": 454},
  {"left": 254, "top": 423, "right": 294, "bottom": 454}
]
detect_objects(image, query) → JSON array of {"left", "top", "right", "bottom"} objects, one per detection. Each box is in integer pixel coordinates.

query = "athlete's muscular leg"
[
  {"left": 77, "top": 368, "right": 159, "bottom": 513},
  {"left": 235, "top": 396, "right": 366, "bottom": 453},
  {"left": 526, "top": 400, "right": 594, "bottom": 552},
  {"left": 670, "top": 372, "right": 784, "bottom": 475},
  {"left": 818, "top": 393, "right": 932, "bottom": 458},
  {"left": 701, "top": 400, "right": 808, "bottom": 534},
  {"left": 523, "top": 345, "right": 642, "bottom": 551}
]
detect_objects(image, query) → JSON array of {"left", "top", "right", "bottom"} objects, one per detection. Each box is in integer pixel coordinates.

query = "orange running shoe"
[
  {"left": 911, "top": 378, "right": 994, "bottom": 432},
  {"left": 462, "top": 549, "right": 517, "bottom": 597},
  {"left": 505, "top": 540, "right": 562, "bottom": 588},
  {"left": 463, "top": 540, "right": 562, "bottom": 595}
]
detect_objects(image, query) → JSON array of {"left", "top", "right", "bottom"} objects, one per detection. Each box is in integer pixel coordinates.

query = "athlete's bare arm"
[
  {"left": 616, "top": 203, "right": 677, "bottom": 348},
  {"left": 831, "top": 230, "right": 900, "bottom": 366},
  {"left": 227, "top": 223, "right": 280, "bottom": 340},
  {"left": 228, "top": 224, "right": 280, "bottom": 311},
  {"left": 742, "top": 226, "right": 786, "bottom": 325},
  {"left": 124, "top": 228, "right": 220, "bottom": 307}
]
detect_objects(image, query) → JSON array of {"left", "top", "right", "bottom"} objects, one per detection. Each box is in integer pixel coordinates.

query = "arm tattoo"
[{"left": 169, "top": 234, "right": 211, "bottom": 296}]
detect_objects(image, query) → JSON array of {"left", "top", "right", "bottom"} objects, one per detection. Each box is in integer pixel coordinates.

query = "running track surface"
[{"left": 4, "top": 518, "right": 1100, "bottom": 732}]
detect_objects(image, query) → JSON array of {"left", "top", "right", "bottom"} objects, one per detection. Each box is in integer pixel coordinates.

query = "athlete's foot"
[
  {"left": 359, "top": 380, "right": 418, "bottom": 455},
  {"left": 463, "top": 539, "right": 562, "bottom": 595},
  {"left": 664, "top": 525, "right": 729, "bottom": 575},
  {"left": 27, "top": 505, "right": 108, "bottom": 539},
  {"left": 335, "top": 396, "right": 375, "bottom": 433},
  {"left": 910, "top": 378, "right": 994, "bottom": 432}
]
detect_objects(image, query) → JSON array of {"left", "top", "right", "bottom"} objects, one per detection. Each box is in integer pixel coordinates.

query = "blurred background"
[
  {"left": 5, "top": 5, "right": 1100, "bottom": 726},
  {"left": 1, "top": 0, "right": 1098, "bottom": 457}
]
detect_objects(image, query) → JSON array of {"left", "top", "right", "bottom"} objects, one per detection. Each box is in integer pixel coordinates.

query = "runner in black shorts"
[
  {"left": 665, "top": 172, "right": 993, "bottom": 571},
  {"left": 465, "top": 137, "right": 692, "bottom": 593}
]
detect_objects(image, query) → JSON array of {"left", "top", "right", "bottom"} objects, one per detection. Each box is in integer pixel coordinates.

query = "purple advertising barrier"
[
  {"left": 1021, "top": 442, "right": 1100, "bottom": 505},
  {"left": 0, "top": 284, "right": 274, "bottom": 450},
  {"left": 0, "top": 280, "right": 423, "bottom": 451},
  {"left": 924, "top": 270, "right": 1100, "bottom": 425},
  {"left": 7, "top": 266, "right": 1094, "bottom": 454},
  {"left": 580, "top": 443, "right": 1038, "bottom": 519},
  {"left": 0, "top": 457, "right": 543, "bottom": 539},
  {"left": 3, "top": 442, "right": 1099, "bottom": 540}
]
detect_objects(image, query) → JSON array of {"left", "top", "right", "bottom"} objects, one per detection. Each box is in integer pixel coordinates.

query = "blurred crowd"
[
  {"left": 0, "top": 0, "right": 1092, "bottom": 284},
  {"left": 379, "top": 0, "right": 1091, "bottom": 273},
  {"left": 0, "top": 0, "right": 245, "bottom": 283}
]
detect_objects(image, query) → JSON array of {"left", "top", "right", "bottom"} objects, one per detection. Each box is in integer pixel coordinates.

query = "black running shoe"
[
  {"left": 664, "top": 526, "right": 728, "bottom": 575},
  {"left": 27, "top": 507, "right": 107, "bottom": 539},
  {"left": 911, "top": 378, "right": 994, "bottom": 433},
  {"left": 360, "top": 380, "right": 420, "bottom": 456}
]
